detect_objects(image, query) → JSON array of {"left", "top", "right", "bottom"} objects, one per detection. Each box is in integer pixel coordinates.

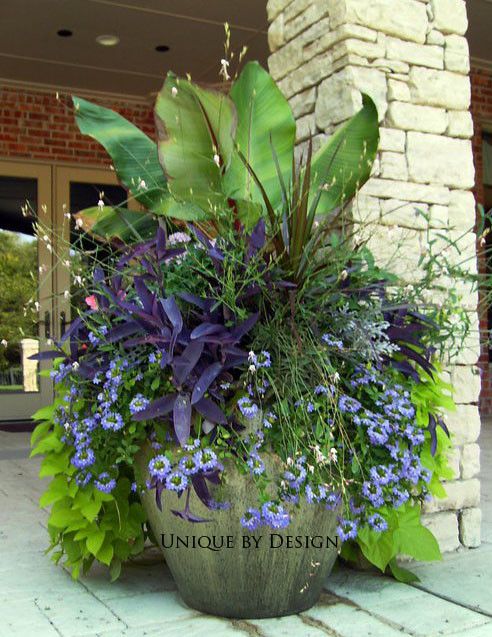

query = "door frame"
[{"left": 0, "top": 159, "right": 54, "bottom": 421}]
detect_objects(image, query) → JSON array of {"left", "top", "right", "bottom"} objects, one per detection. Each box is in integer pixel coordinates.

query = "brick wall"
[
  {"left": 0, "top": 84, "right": 154, "bottom": 165},
  {"left": 471, "top": 66, "right": 492, "bottom": 414}
]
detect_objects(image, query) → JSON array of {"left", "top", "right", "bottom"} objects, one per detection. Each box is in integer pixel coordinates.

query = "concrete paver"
[{"left": 1, "top": 429, "right": 491, "bottom": 637}]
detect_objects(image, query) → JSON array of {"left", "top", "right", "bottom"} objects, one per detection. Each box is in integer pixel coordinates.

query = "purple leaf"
[
  {"left": 194, "top": 397, "right": 227, "bottom": 425},
  {"left": 133, "top": 394, "right": 176, "bottom": 421},
  {"left": 170, "top": 508, "right": 211, "bottom": 523},
  {"left": 156, "top": 226, "right": 167, "bottom": 257},
  {"left": 60, "top": 316, "right": 83, "bottom": 344},
  {"left": 178, "top": 292, "right": 207, "bottom": 310},
  {"left": 173, "top": 393, "right": 191, "bottom": 446},
  {"left": 134, "top": 276, "right": 154, "bottom": 314},
  {"left": 29, "top": 349, "right": 63, "bottom": 361},
  {"left": 173, "top": 341, "right": 204, "bottom": 386},
  {"left": 231, "top": 312, "right": 259, "bottom": 341},
  {"left": 191, "top": 362, "right": 222, "bottom": 405},
  {"left": 107, "top": 321, "right": 141, "bottom": 342},
  {"left": 190, "top": 323, "right": 224, "bottom": 340}
]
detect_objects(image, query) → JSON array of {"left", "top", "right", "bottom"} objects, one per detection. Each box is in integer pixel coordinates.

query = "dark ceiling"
[{"left": 0, "top": 0, "right": 490, "bottom": 99}]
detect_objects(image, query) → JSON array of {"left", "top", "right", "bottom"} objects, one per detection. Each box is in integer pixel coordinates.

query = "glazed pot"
[{"left": 136, "top": 446, "right": 340, "bottom": 619}]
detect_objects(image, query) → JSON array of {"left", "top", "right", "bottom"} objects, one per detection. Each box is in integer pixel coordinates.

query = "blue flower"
[
  {"left": 305, "top": 483, "right": 327, "bottom": 504},
  {"left": 194, "top": 448, "right": 218, "bottom": 472},
  {"left": 101, "top": 411, "right": 124, "bottom": 431},
  {"left": 338, "top": 395, "right": 362, "bottom": 414},
  {"left": 241, "top": 508, "right": 262, "bottom": 531},
  {"left": 71, "top": 447, "right": 95, "bottom": 469},
  {"left": 237, "top": 396, "right": 259, "bottom": 420},
  {"left": 391, "top": 487, "right": 409, "bottom": 508},
  {"left": 369, "top": 464, "right": 396, "bottom": 486},
  {"left": 149, "top": 455, "right": 171, "bottom": 479},
  {"left": 261, "top": 501, "right": 290, "bottom": 529},
  {"left": 362, "top": 480, "right": 384, "bottom": 507},
  {"left": 75, "top": 470, "right": 92, "bottom": 487},
  {"left": 256, "top": 351, "right": 271, "bottom": 368},
  {"left": 165, "top": 472, "right": 189, "bottom": 493},
  {"left": 246, "top": 451, "right": 265, "bottom": 476},
  {"left": 322, "top": 334, "right": 343, "bottom": 349},
  {"left": 325, "top": 491, "right": 342, "bottom": 511},
  {"left": 368, "top": 513, "right": 388, "bottom": 532},
  {"left": 94, "top": 472, "right": 116, "bottom": 494},
  {"left": 129, "top": 394, "right": 150, "bottom": 415},
  {"left": 178, "top": 455, "right": 201, "bottom": 476},
  {"left": 337, "top": 518, "right": 358, "bottom": 541}
]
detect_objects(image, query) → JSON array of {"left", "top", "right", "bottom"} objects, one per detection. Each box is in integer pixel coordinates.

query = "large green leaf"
[
  {"left": 75, "top": 206, "right": 157, "bottom": 243},
  {"left": 154, "top": 73, "right": 236, "bottom": 217},
  {"left": 72, "top": 96, "right": 168, "bottom": 211},
  {"left": 224, "top": 61, "right": 295, "bottom": 211},
  {"left": 310, "top": 94, "right": 379, "bottom": 215}
]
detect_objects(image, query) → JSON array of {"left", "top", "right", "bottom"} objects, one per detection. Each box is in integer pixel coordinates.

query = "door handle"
[{"left": 44, "top": 311, "right": 51, "bottom": 340}]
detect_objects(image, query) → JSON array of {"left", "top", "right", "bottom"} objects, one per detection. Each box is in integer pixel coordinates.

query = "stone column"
[
  {"left": 267, "top": 0, "right": 481, "bottom": 550},
  {"left": 20, "top": 338, "right": 39, "bottom": 392}
]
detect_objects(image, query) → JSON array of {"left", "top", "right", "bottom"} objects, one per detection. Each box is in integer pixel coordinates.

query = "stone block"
[
  {"left": 267, "top": 0, "right": 293, "bottom": 21},
  {"left": 409, "top": 67, "right": 471, "bottom": 110},
  {"left": 447, "top": 111, "right": 474, "bottom": 139},
  {"left": 451, "top": 366, "right": 481, "bottom": 404},
  {"left": 268, "top": 14, "right": 285, "bottom": 52},
  {"left": 315, "top": 66, "right": 387, "bottom": 127},
  {"left": 269, "top": 39, "right": 303, "bottom": 80},
  {"left": 459, "top": 508, "right": 481, "bottom": 547},
  {"left": 378, "top": 127, "right": 406, "bottom": 152},
  {"left": 429, "top": 204, "right": 448, "bottom": 228},
  {"left": 283, "top": 2, "right": 330, "bottom": 45},
  {"left": 445, "top": 404, "right": 481, "bottom": 445},
  {"left": 444, "top": 34, "right": 470, "bottom": 74},
  {"left": 386, "top": 37, "right": 443, "bottom": 69},
  {"left": 351, "top": 194, "right": 381, "bottom": 224},
  {"left": 427, "top": 29, "right": 445, "bottom": 45},
  {"left": 406, "top": 132, "right": 474, "bottom": 189},
  {"left": 423, "top": 479, "right": 480, "bottom": 513},
  {"left": 296, "top": 113, "right": 316, "bottom": 142},
  {"left": 379, "top": 199, "right": 428, "bottom": 228},
  {"left": 380, "top": 152, "right": 409, "bottom": 180},
  {"left": 388, "top": 79, "right": 411, "bottom": 102},
  {"left": 289, "top": 87, "right": 317, "bottom": 118},
  {"left": 460, "top": 443, "right": 480, "bottom": 479},
  {"left": 421, "top": 511, "right": 460, "bottom": 552},
  {"left": 330, "top": 0, "right": 428, "bottom": 43},
  {"left": 387, "top": 102, "right": 447, "bottom": 134},
  {"left": 361, "top": 178, "right": 451, "bottom": 204},
  {"left": 448, "top": 190, "right": 476, "bottom": 229},
  {"left": 431, "top": 0, "right": 468, "bottom": 35}
]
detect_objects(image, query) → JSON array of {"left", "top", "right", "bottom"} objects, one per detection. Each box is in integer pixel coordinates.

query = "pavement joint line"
[
  {"left": 407, "top": 583, "right": 492, "bottom": 619},
  {"left": 231, "top": 618, "right": 268, "bottom": 637},
  {"left": 322, "top": 590, "right": 418, "bottom": 636},
  {"left": 33, "top": 596, "right": 65, "bottom": 636},
  {"left": 299, "top": 612, "right": 345, "bottom": 637},
  {"left": 438, "top": 619, "right": 492, "bottom": 637}
]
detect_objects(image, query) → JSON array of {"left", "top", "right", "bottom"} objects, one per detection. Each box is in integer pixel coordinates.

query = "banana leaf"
[
  {"left": 224, "top": 61, "right": 295, "bottom": 211},
  {"left": 74, "top": 206, "right": 157, "bottom": 243},
  {"left": 310, "top": 94, "right": 379, "bottom": 215},
  {"left": 155, "top": 73, "right": 236, "bottom": 216},
  {"left": 72, "top": 96, "right": 168, "bottom": 212}
]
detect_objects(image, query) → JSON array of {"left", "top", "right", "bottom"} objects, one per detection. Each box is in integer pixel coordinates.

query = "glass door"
[
  {"left": 0, "top": 160, "right": 53, "bottom": 422},
  {"left": 53, "top": 166, "right": 131, "bottom": 338}
]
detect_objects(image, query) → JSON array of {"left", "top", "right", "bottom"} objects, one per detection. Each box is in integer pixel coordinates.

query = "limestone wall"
[{"left": 267, "top": 0, "right": 481, "bottom": 550}]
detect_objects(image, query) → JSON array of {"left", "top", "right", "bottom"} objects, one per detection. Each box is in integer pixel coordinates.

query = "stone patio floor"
[{"left": 1, "top": 427, "right": 492, "bottom": 637}]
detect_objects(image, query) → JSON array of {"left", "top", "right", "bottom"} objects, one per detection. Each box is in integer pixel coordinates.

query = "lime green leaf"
[
  {"left": 155, "top": 73, "right": 236, "bottom": 216},
  {"left": 86, "top": 530, "right": 106, "bottom": 556},
  {"left": 225, "top": 61, "right": 295, "bottom": 211},
  {"left": 311, "top": 94, "right": 379, "bottom": 215},
  {"left": 388, "top": 559, "right": 420, "bottom": 583},
  {"left": 357, "top": 526, "right": 396, "bottom": 572},
  {"left": 39, "top": 476, "right": 69, "bottom": 507},
  {"left": 73, "top": 96, "right": 168, "bottom": 211},
  {"left": 97, "top": 541, "right": 114, "bottom": 566},
  {"left": 80, "top": 498, "right": 103, "bottom": 522},
  {"left": 110, "top": 558, "right": 122, "bottom": 582},
  {"left": 32, "top": 404, "right": 56, "bottom": 422},
  {"left": 395, "top": 525, "right": 441, "bottom": 562},
  {"left": 30, "top": 432, "right": 64, "bottom": 457},
  {"left": 30, "top": 421, "right": 51, "bottom": 448},
  {"left": 39, "top": 450, "right": 71, "bottom": 477},
  {"left": 49, "top": 506, "right": 84, "bottom": 529}
]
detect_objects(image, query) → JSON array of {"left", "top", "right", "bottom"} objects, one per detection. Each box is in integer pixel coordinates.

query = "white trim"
[
  {"left": 0, "top": 76, "right": 153, "bottom": 104},
  {"left": 471, "top": 56, "right": 492, "bottom": 73}
]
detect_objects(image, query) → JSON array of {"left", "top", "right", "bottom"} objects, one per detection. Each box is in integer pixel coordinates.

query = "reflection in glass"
[{"left": 0, "top": 176, "right": 40, "bottom": 393}]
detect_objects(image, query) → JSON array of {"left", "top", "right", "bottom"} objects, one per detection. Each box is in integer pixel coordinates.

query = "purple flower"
[
  {"left": 305, "top": 483, "right": 327, "bottom": 504},
  {"left": 247, "top": 451, "right": 265, "bottom": 476},
  {"left": 307, "top": 402, "right": 315, "bottom": 413},
  {"left": 367, "top": 422, "right": 390, "bottom": 446},
  {"left": 368, "top": 513, "right": 388, "bottom": 532},
  {"left": 165, "top": 471, "right": 189, "bottom": 493},
  {"left": 241, "top": 508, "right": 262, "bottom": 531},
  {"left": 94, "top": 472, "right": 116, "bottom": 494},
  {"left": 256, "top": 351, "right": 271, "bottom": 368},
  {"left": 337, "top": 518, "right": 358, "bottom": 541},
  {"left": 178, "top": 455, "right": 201, "bottom": 476},
  {"left": 75, "top": 470, "right": 92, "bottom": 487},
  {"left": 261, "top": 501, "right": 290, "bottom": 529},
  {"left": 322, "top": 334, "right": 343, "bottom": 349},
  {"left": 369, "top": 464, "right": 396, "bottom": 486},
  {"left": 194, "top": 448, "right": 218, "bottom": 472},
  {"left": 71, "top": 447, "right": 95, "bottom": 469},
  {"left": 148, "top": 455, "right": 172, "bottom": 479},
  {"left": 392, "top": 487, "right": 409, "bottom": 508},
  {"left": 349, "top": 498, "right": 365, "bottom": 516},
  {"left": 325, "top": 491, "right": 342, "bottom": 511}
]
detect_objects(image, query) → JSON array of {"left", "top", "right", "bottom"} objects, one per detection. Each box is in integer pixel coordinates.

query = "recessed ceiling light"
[
  {"left": 57, "top": 29, "right": 73, "bottom": 37},
  {"left": 155, "top": 44, "right": 170, "bottom": 52},
  {"left": 96, "top": 34, "right": 120, "bottom": 47}
]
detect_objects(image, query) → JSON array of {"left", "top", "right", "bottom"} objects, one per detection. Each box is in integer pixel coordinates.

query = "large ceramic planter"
[{"left": 136, "top": 446, "right": 340, "bottom": 619}]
